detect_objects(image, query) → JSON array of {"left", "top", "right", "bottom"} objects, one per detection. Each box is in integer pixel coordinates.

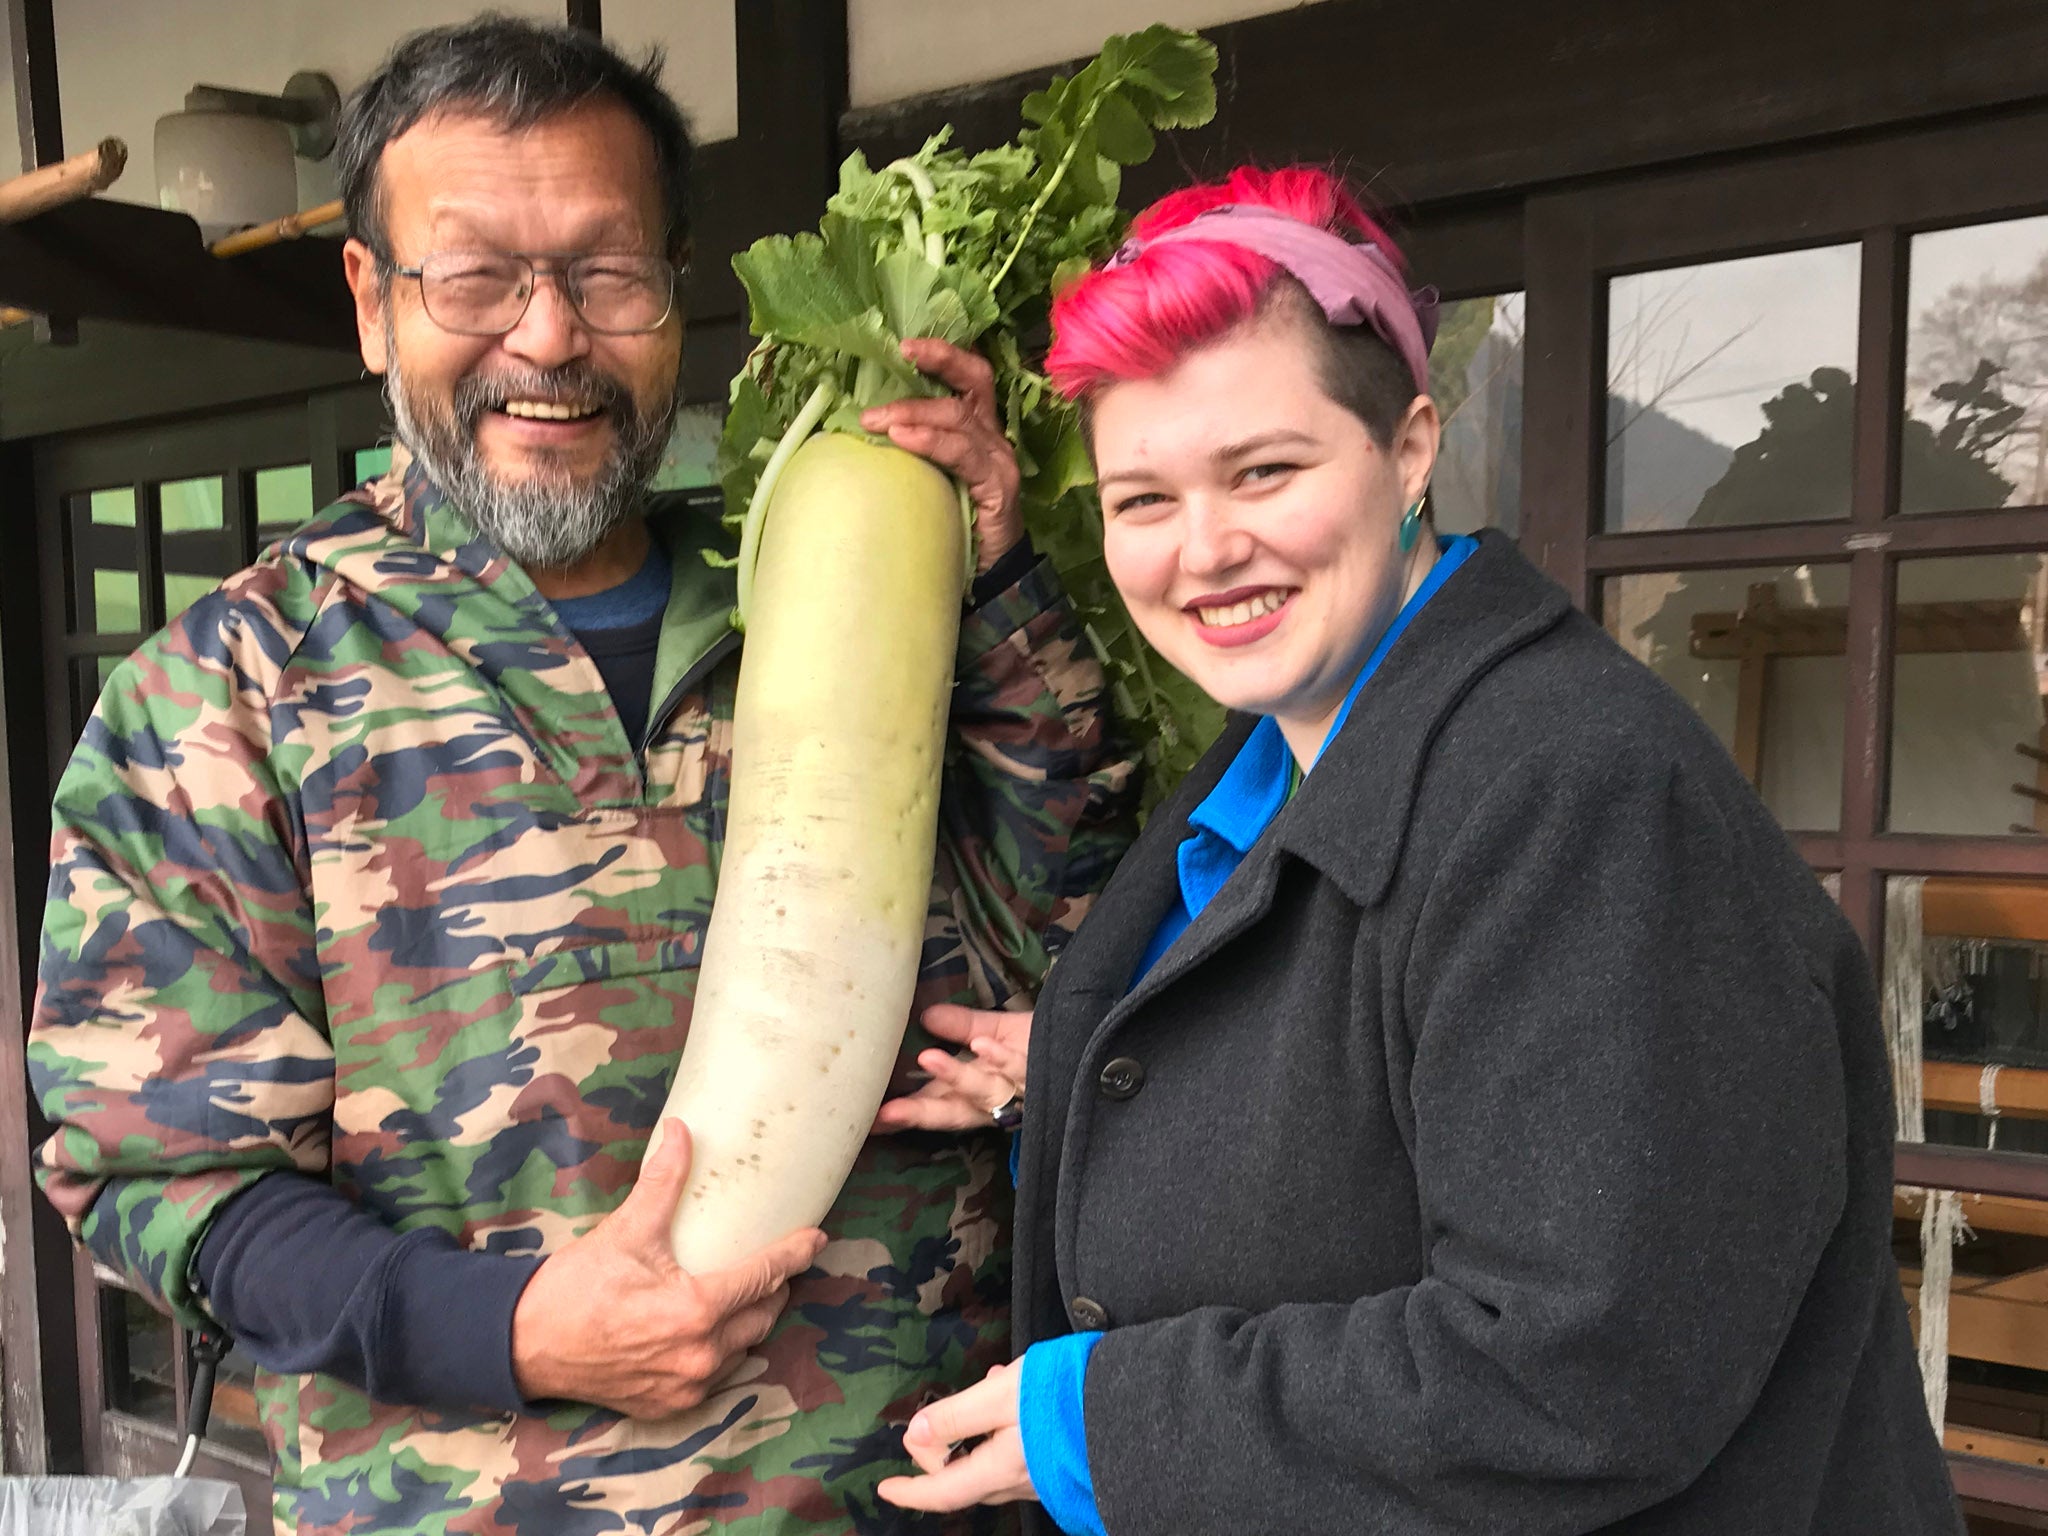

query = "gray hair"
[{"left": 336, "top": 12, "right": 695, "bottom": 260}]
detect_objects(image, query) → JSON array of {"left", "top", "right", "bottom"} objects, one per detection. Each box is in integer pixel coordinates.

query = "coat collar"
[{"left": 1272, "top": 528, "right": 1572, "bottom": 907}]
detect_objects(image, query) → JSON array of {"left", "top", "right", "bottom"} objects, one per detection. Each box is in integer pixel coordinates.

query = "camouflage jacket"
[{"left": 30, "top": 458, "right": 1136, "bottom": 1536}]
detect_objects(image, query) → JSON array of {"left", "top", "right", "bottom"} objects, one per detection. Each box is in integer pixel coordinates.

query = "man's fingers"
[
  {"left": 709, "top": 1286, "right": 789, "bottom": 1359},
  {"left": 899, "top": 336, "right": 997, "bottom": 405},
  {"left": 608, "top": 1119, "right": 693, "bottom": 1248},
  {"left": 697, "top": 1227, "right": 826, "bottom": 1313},
  {"left": 875, "top": 422, "right": 990, "bottom": 486}
]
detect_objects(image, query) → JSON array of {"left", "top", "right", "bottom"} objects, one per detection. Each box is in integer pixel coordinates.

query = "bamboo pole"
[
  {"left": 209, "top": 198, "right": 345, "bottom": 258},
  {"left": 0, "top": 138, "right": 127, "bottom": 223},
  {"left": 0, "top": 308, "right": 34, "bottom": 327}
]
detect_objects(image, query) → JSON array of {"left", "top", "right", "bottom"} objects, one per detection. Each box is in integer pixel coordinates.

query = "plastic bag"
[{"left": 0, "top": 1476, "right": 246, "bottom": 1535}]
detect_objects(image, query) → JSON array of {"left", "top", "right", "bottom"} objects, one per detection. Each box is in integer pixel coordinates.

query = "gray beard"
[{"left": 381, "top": 317, "right": 679, "bottom": 571}]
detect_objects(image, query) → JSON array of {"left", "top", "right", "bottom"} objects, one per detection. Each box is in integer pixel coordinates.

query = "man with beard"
[{"left": 27, "top": 17, "right": 1134, "bottom": 1535}]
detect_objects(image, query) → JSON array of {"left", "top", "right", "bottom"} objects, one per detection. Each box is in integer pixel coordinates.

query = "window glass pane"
[
  {"left": 91, "top": 568, "right": 139, "bottom": 633},
  {"left": 353, "top": 446, "right": 393, "bottom": 484},
  {"left": 99, "top": 1284, "right": 177, "bottom": 1426},
  {"left": 1903, "top": 213, "right": 2048, "bottom": 515},
  {"left": 1603, "top": 562, "right": 1850, "bottom": 830},
  {"left": 163, "top": 572, "right": 217, "bottom": 622},
  {"left": 1886, "top": 876, "right": 2048, "bottom": 1473},
  {"left": 1605, "top": 245, "right": 1861, "bottom": 532},
  {"left": 95, "top": 654, "right": 120, "bottom": 688},
  {"left": 256, "top": 463, "right": 314, "bottom": 528},
  {"left": 649, "top": 403, "right": 724, "bottom": 492},
  {"left": 207, "top": 1340, "right": 266, "bottom": 1459},
  {"left": 1888, "top": 553, "right": 2048, "bottom": 834},
  {"left": 159, "top": 475, "right": 223, "bottom": 533},
  {"left": 1429, "top": 293, "right": 1523, "bottom": 537},
  {"left": 90, "top": 486, "right": 136, "bottom": 527}
]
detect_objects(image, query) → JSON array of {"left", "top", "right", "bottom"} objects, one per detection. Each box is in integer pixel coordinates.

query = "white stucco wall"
[
  {"left": 43, "top": 1, "right": 1311, "bottom": 212},
  {"left": 48, "top": 0, "right": 742, "bottom": 212},
  {"left": 848, "top": 0, "right": 1309, "bottom": 107}
]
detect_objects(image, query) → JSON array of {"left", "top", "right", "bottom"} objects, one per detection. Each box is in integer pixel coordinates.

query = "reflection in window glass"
[
  {"left": 1605, "top": 245, "right": 1861, "bottom": 532},
  {"left": 1603, "top": 563, "right": 1849, "bottom": 830},
  {"left": 1903, "top": 214, "right": 2048, "bottom": 515},
  {"left": 92, "top": 568, "right": 140, "bottom": 633},
  {"left": 1888, "top": 553, "right": 2048, "bottom": 835},
  {"left": 90, "top": 487, "right": 136, "bottom": 527},
  {"left": 1429, "top": 293, "right": 1523, "bottom": 537},
  {"left": 160, "top": 476, "right": 223, "bottom": 532},
  {"left": 353, "top": 446, "right": 393, "bottom": 485},
  {"left": 650, "top": 403, "right": 725, "bottom": 492},
  {"left": 256, "top": 464, "right": 314, "bottom": 528},
  {"left": 95, "top": 655, "right": 120, "bottom": 688}
]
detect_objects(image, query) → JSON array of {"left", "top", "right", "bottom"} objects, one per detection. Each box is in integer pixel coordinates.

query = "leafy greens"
[{"left": 717, "top": 24, "right": 1226, "bottom": 808}]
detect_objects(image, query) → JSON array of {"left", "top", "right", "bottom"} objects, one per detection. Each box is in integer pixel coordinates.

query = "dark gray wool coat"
[{"left": 1012, "top": 531, "right": 1960, "bottom": 1535}]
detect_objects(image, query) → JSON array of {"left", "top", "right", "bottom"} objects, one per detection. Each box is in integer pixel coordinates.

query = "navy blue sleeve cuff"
[
  {"left": 968, "top": 534, "right": 1039, "bottom": 610},
  {"left": 196, "top": 1171, "right": 542, "bottom": 1415}
]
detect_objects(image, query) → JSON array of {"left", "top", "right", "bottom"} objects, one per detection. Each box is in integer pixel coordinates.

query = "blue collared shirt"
[
  {"left": 1132, "top": 533, "right": 1479, "bottom": 982},
  {"left": 1017, "top": 534, "right": 1479, "bottom": 1535}
]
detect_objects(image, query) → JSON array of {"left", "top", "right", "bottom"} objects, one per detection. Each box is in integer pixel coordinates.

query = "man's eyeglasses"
[{"left": 381, "top": 250, "right": 682, "bottom": 337}]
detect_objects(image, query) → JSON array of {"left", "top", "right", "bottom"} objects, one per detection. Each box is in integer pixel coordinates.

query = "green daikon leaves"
[{"left": 718, "top": 24, "right": 1224, "bottom": 807}]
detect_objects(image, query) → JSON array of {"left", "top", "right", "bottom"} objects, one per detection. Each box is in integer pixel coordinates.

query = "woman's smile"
[{"left": 1187, "top": 585, "right": 1296, "bottom": 646}]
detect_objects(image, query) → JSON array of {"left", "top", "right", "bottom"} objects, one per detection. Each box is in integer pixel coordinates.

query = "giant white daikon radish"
[
  {"left": 651, "top": 25, "right": 1218, "bottom": 1270},
  {"left": 664, "top": 433, "right": 963, "bottom": 1271}
]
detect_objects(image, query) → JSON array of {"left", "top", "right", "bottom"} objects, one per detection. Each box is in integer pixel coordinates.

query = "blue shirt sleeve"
[
  {"left": 1020, "top": 1332, "right": 1107, "bottom": 1536},
  {"left": 188, "top": 1172, "right": 542, "bottom": 1415}
]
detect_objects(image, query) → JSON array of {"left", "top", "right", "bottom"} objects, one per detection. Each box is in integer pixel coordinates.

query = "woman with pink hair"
[{"left": 875, "top": 166, "right": 1957, "bottom": 1535}]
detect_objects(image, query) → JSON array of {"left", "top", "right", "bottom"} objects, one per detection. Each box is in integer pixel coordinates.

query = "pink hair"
[{"left": 1045, "top": 165, "right": 1409, "bottom": 401}]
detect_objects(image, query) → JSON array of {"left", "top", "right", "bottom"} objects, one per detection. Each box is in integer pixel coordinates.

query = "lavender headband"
[{"left": 1105, "top": 204, "right": 1440, "bottom": 393}]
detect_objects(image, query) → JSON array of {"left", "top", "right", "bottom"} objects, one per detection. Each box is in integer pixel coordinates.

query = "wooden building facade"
[{"left": 7, "top": 1, "right": 2048, "bottom": 1528}]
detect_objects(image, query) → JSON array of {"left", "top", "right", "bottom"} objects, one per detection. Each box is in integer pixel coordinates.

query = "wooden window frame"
[{"left": 1492, "top": 100, "right": 2048, "bottom": 1516}]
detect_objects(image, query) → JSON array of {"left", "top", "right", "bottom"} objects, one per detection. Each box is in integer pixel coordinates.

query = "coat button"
[
  {"left": 1098, "top": 1057, "right": 1145, "bottom": 1100},
  {"left": 1070, "top": 1295, "right": 1110, "bottom": 1330}
]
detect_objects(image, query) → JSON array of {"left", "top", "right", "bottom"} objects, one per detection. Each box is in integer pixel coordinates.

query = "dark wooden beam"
[
  {"left": 843, "top": 0, "right": 2048, "bottom": 216},
  {"left": 0, "top": 436, "right": 82, "bottom": 1474},
  {"left": 726, "top": 0, "right": 844, "bottom": 294},
  {"left": 565, "top": 0, "right": 601, "bottom": 35},
  {"left": 6, "top": 0, "right": 60, "bottom": 167},
  {"left": 0, "top": 320, "right": 365, "bottom": 441},
  {"left": 0, "top": 198, "right": 355, "bottom": 351},
  {"left": 675, "top": 0, "right": 847, "bottom": 394}
]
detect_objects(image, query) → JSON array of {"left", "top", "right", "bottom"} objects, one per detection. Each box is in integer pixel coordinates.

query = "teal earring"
[{"left": 1397, "top": 497, "right": 1425, "bottom": 554}]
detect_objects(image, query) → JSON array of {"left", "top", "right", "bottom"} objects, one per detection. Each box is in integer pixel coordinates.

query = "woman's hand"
[
  {"left": 877, "top": 1360, "right": 1037, "bottom": 1512},
  {"left": 860, "top": 337, "right": 1023, "bottom": 571},
  {"left": 874, "top": 1004, "right": 1031, "bottom": 1134}
]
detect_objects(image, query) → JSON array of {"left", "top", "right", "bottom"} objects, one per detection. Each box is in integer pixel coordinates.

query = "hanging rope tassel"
[
  {"left": 1916, "top": 1188, "right": 1964, "bottom": 1433},
  {"left": 1882, "top": 875, "right": 1962, "bottom": 1434}
]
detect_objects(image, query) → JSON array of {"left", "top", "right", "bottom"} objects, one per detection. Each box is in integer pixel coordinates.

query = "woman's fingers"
[
  {"left": 879, "top": 1366, "right": 1033, "bottom": 1511},
  {"left": 873, "top": 1089, "right": 984, "bottom": 1133},
  {"left": 919, "top": 1048, "right": 1017, "bottom": 1109},
  {"left": 877, "top": 1430, "right": 1034, "bottom": 1509},
  {"left": 968, "top": 1035, "right": 1025, "bottom": 1080}
]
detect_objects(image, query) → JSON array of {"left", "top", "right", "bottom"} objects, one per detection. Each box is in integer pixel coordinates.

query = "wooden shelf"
[
  {"left": 1924, "top": 878, "right": 2048, "bottom": 944},
  {"left": 1948, "top": 1424, "right": 2048, "bottom": 1471},
  {"left": 1926, "top": 1061, "right": 2048, "bottom": 1119}
]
